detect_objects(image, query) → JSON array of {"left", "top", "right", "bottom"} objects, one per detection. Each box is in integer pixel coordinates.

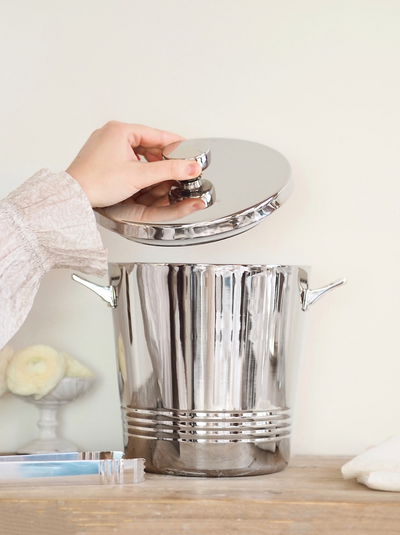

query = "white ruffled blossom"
[
  {"left": 62, "top": 353, "right": 94, "bottom": 379},
  {"left": 0, "top": 345, "right": 14, "bottom": 397},
  {"left": 6, "top": 345, "right": 66, "bottom": 400}
]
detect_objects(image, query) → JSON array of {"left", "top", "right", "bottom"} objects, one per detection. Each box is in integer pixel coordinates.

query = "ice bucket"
[
  {"left": 73, "top": 138, "right": 346, "bottom": 476},
  {"left": 73, "top": 263, "right": 344, "bottom": 476}
]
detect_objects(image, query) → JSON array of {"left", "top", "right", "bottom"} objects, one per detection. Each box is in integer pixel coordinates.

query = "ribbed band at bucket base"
[{"left": 123, "top": 407, "right": 291, "bottom": 443}]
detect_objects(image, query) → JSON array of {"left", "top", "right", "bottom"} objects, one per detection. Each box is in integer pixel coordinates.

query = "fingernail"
[
  {"left": 187, "top": 163, "right": 199, "bottom": 177},
  {"left": 191, "top": 201, "right": 204, "bottom": 212}
]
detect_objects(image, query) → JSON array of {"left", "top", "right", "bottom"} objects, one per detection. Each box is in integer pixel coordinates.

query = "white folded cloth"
[{"left": 341, "top": 435, "right": 400, "bottom": 491}]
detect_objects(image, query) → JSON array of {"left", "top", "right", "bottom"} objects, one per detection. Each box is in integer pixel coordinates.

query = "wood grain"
[{"left": 0, "top": 456, "right": 399, "bottom": 534}]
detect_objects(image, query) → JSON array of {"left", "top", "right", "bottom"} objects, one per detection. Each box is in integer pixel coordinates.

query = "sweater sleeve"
[{"left": 0, "top": 168, "right": 108, "bottom": 348}]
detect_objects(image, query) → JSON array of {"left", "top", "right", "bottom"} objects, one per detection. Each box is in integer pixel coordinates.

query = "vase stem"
[{"left": 36, "top": 403, "right": 60, "bottom": 442}]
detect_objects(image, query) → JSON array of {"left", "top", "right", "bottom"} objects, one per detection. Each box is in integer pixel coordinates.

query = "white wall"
[{"left": 1, "top": 0, "right": 399, "bottom": 456}]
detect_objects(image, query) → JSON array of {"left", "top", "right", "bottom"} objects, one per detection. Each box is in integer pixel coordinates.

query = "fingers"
[
  {"left": 143, "top": 199, "right": 205, "bottom": 221},
  {"left": 133, "top": 159, "right": 202, "bottom": 189},
  {"left": 128, "top": 124, "right": 185, "bottom": 149},
  {"left": 133, "top": 199, "right": 205, "bottom": 222},
  {"left": 101, "top": 121, "right": 184, "bottom": 149},
  {"left": 134, "top": 147, "right": 162, "bottom": 162},
  {"left": 106, "top": 197, "right": 205, "bottom": 223},
  {"left": 133, "top": 181, "right": 174, "bottom": 206}
]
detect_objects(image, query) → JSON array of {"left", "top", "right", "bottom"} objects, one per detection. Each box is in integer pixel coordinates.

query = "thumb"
[{"left": 133, "top": 159, "right": 202, "bottom": 189}]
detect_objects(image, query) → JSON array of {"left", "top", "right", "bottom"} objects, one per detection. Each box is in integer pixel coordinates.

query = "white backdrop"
[{"left": 0, "top": 0, "right": 399, "bottom": 456}]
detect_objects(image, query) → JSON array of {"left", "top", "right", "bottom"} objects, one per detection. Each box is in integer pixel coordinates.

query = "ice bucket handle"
[
  {"left": 72, "top": 274, "right": 117, "bottom": 308},
  {"left": 300, "top": 272, "right": 347, "bottom": 311}
]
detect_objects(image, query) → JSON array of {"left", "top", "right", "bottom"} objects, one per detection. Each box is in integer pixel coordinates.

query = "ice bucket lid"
[{"left": 94, "top": 138, "right": 292, "bottom": 246}]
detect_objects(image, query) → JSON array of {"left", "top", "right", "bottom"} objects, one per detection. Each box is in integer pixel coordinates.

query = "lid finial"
[{"left": 162, "top": 140, "right": 215, "bottom": 208}]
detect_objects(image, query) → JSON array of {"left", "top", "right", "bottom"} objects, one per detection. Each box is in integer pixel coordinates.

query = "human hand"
[
  {"left": 99, "top": 179, "right": 204, "bottom": 223},
  {"left": 66, "top": 121, "right": 203, "bottom": 210}
]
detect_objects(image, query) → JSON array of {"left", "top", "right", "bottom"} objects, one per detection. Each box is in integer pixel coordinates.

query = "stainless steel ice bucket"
[{"left": 73, "top": 263, "right": 345, "bottom": 477}]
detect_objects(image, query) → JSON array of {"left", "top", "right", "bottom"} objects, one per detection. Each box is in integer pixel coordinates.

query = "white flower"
[
  {"left": 6, "top": 345, "right": 66, "bottom": 400},
  {"left": 0, "top": 345, "right": 14, "bottom": 397},
  {"left": 61, "top": 353, "right": 94, "bottom": 379}
]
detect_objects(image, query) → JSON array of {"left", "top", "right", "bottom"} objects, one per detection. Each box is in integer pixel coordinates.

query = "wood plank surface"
[{"left": 0, "top": 456, "right": 399, "bottom": 535}]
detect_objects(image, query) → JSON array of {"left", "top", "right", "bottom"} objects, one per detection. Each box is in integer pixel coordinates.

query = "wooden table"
[{"left": 0, "top": 456, "right": 399, "bottom": 534}]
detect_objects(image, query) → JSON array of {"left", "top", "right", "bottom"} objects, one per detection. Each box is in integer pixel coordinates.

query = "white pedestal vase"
[{"left": 16, "top": 377, "right": 93, "bottom": 454}]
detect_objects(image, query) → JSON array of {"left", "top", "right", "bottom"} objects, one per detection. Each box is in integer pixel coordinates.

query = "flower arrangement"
[{"left": 0, "top": 344, "right": 93, "bottom": 400}]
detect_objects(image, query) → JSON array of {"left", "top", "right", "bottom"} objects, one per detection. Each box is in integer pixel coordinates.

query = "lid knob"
[{"left": 162, "top": 140, "right": 215, "bottom": 207}]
